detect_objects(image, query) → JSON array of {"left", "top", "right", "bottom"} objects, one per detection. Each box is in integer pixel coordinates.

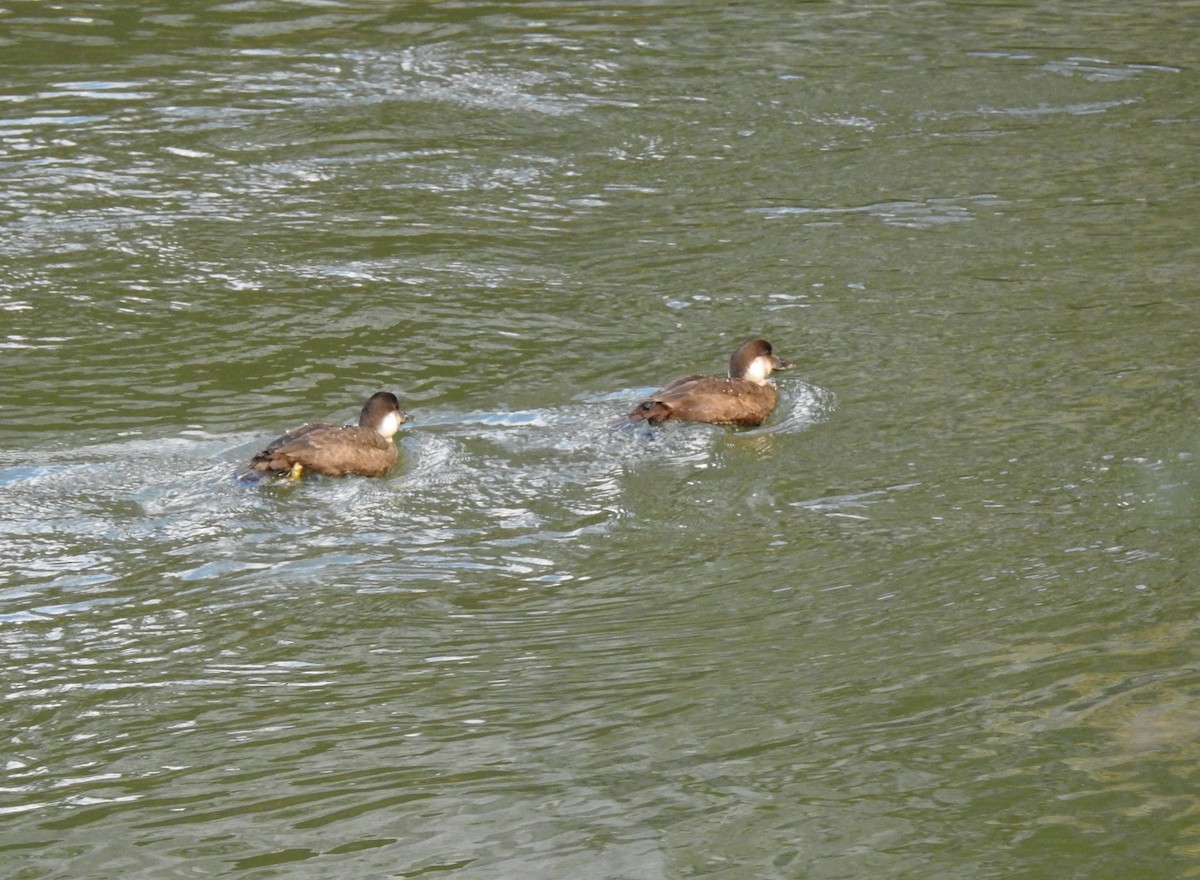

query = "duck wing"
[
  {"left": 656, "top": 373, "right": 707, "bottom": 394},
  {"left": 242, "top": 424, "right": 395, "bottom": 477},
  {"left": 625, "top": 377, "right": 778, "bottom": 426}
]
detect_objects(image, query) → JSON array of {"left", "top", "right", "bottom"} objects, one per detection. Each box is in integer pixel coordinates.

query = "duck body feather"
[
  {"left": 626, "top": 375, "right": 781, "bottom": 427},
  {"left": 242, "top": 423, "right": 399, "bottom": 478}
]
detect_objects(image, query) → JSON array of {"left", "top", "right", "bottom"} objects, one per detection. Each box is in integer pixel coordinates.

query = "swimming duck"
[
  {"left": 620, "top": 337, "right": 793, "bottom": 427},
  {"left": 238, "top": 391, "right": 411, "bottom": 481}
]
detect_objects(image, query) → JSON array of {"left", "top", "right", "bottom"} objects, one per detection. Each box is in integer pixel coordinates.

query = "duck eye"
[{"left": 640, "top": 401, "right": 655, "bottom": 410}]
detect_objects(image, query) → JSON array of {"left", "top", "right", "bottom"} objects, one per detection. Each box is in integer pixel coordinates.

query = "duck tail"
[
  {"left": 233, "top": 467, "right": 264, "bottom": 486},
  {"left": 232, "top": 462, "right": 291, "bottom": 486},
  {"left": 610, "top": 399, "right": 670, "bottom": 429}
]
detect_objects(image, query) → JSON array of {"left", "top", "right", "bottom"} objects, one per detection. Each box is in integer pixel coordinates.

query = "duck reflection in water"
[
  {"left": 237, "top": 391, "right": 411, "bottom": 483},
  {"left": 616, "top": 337, "right": 793, "bottom": 428}
]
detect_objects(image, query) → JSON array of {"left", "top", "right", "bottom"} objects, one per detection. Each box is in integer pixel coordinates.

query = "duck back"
[
  {"left": 241, "top": 423, "right": 398, "bottom": 478},
  {"left": 625, "top": 376, "right": 780, "bottom": 427}
]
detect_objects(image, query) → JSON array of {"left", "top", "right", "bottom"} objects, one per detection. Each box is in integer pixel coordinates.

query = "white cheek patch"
[
  {"left": 743, "top": 357, "right": 772, "bottom": 384},
  {"left": 377, "top": 412, "right": 404, "bottom": 437}
]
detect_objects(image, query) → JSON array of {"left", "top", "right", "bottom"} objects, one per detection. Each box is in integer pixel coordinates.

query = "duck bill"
[{"left": 772, "top": 356, "right": 794, "bottom": 371}]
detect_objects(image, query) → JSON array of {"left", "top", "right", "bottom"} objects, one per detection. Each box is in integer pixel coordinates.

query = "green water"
[{"left": 2, "top": 2, "right": 1198, "bottom": 878}]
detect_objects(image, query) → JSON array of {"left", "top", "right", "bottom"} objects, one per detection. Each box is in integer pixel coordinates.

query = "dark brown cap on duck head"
[
  {"left": 359, "top": 391, "right": 412, "bottom": 437},
  {"left": 728, "top": 338, "right": 793, "bottom": 383}
]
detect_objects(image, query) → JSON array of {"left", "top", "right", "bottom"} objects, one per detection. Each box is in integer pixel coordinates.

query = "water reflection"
[{"left": 749, "top": 194, "right": 1004, "bottom": 228}]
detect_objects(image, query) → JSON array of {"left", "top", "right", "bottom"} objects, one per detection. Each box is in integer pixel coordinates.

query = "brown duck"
[
  {"left": 238, "top": 391, "right": 411, "bottom": 481},
  {"left": 620, "top": 338, "right": 793, "bottom": 427}
]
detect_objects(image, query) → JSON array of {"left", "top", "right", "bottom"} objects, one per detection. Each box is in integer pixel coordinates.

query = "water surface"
[{"left": 2, "top": 2, "right": 1198, "bottom": 878}]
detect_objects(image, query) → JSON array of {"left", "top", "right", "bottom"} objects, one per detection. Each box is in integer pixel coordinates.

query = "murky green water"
[{"left": 2, "top": 1, "right": 1198, "bottom": 878}]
